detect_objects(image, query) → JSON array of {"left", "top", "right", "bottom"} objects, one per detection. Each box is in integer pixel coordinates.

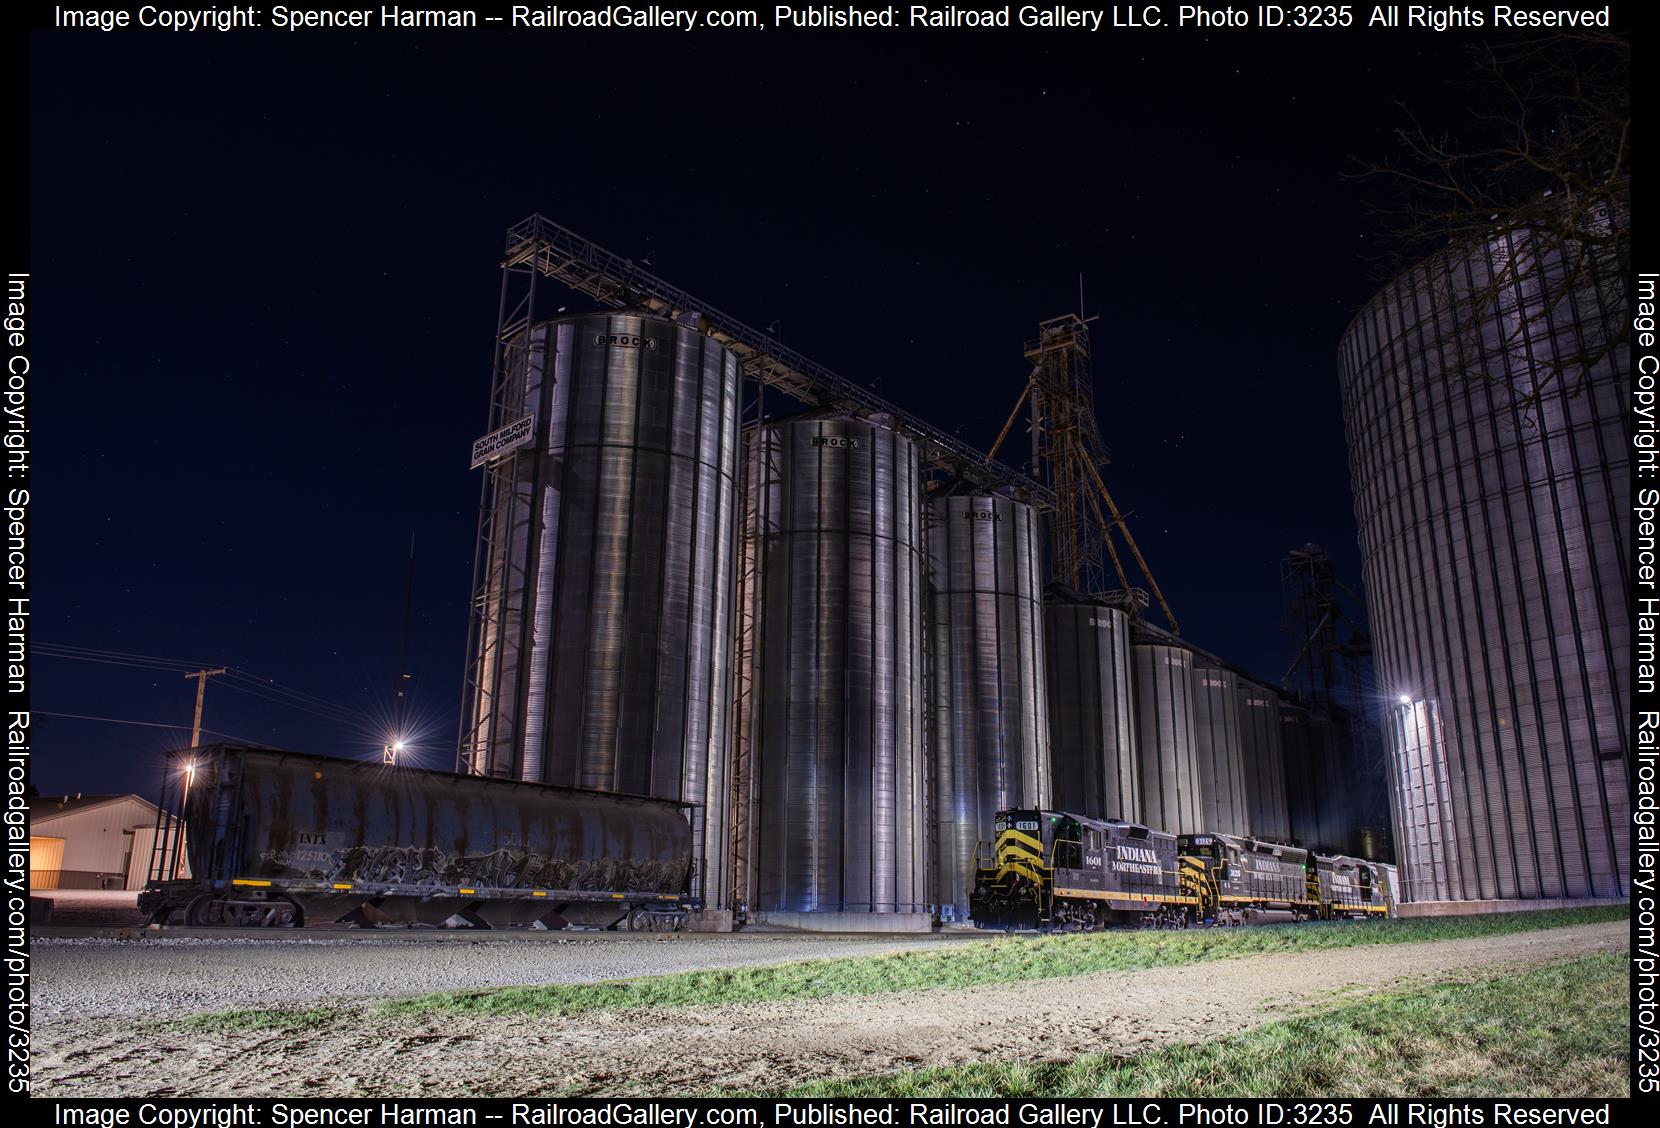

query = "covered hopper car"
[{"left": 138, "top": 745, "right": 696, "bottom": 930}]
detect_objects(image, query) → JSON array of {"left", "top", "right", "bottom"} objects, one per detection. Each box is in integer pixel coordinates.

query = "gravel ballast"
[{"left": 32, "top": 933, "right": 964, "bottom": 1023}]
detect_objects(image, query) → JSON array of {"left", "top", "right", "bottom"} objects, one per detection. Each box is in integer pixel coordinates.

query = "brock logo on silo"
[{"left": 594, "top": 333, "right": 657, "bottom": 351}]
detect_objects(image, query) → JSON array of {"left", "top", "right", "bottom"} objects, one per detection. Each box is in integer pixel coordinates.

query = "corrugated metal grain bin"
[
  {"left": 1134, "top": 643, "right": 1201, "bottom": 834},
  {"left": 1281, "top": 705, "right": 1351, "bottom": 855},
  {"left": 461, "top": 311, "right": 740, "bottom": 909},
  {"left": 1191, "top": 665, "right": 1249, "bottom": 836},
  {"left": 1237, "top": 680, "right": 1290, "bottom": 842},
  {"left": 925, "top": 492, "right": 1048, "bottom": 921},
  {"left": 1045, "top": 599, "right": 1139, "bottom": 824},
  {"left": 744, "top": 416, "right": 928, "bottom": 922},
  {"left": 1338, "top": 194, "right": 1630, "bottom": 902}
]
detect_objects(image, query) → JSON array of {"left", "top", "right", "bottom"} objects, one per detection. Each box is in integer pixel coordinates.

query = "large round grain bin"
[
  {"left": 1338, "top": 194, "right": 1629, "bottom": 903},
  {"left": 925, "top": 492, "right": 1048, "bottom": 922},
  {"left": 461, "top": 311, "right": 740, "bottom": 910},
  {"left": 745, "top": 415, "right": 928, "bottom": 926},
  {"left": 1237, "top": 679, "right": 1290, "bottom": 842},
  {"left": 1191, "top": 665, "right": 1249, "bottom": 836},
  {"left": 1133, "top": 642, "right": 1201, "bottom": 834},
  {"left": 1044, "top": 599, "right": 1138, "bottom": 824},
  {"left": 1280, "top": 704, "right": 1350, "bottom": 855}
]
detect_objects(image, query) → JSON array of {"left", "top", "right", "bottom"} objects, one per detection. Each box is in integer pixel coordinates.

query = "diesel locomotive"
[
  {"left": 138, "top": 744, "right": 698, "bottom": 930},
  {"left": 968, "top": 808, "right": 1393, "bottom": 930}
]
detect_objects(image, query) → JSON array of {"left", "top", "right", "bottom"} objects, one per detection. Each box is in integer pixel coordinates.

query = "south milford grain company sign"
[{"left": 470, "top": 414, "right": 536, "bottom": 469}]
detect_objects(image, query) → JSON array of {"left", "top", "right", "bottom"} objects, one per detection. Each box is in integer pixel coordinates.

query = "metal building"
[
  {"left": 743, "top": 415, "right": 929, "bottom": 924},
  {"left": 1191, "top": 665, "right": 1249, "bottom": 836},
  {"left": 1338, "top": 198, "right": 1630, "bottom": 903},
  {"left": 461, "top": 311, "right": 741, "bottom": 910},
  {"left": 925, "top": 493, "right": 1048, "bottom": 921},
  {"left": 29, "top": 794, "right": 188, "bottom": 891},
  {"left": 1044, "top": 598, "right": 1139, "bottom": 824},
  {"left": 1133, "top": 642, "right": 1202, "bottom": 834},
  {"left": 1237, "top": 680, "right": 1290, "bottom": 842}
]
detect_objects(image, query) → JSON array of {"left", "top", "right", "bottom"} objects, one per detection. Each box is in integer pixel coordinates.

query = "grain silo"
[
  {"left": 461, "top": 311, "right": 740, "bottom": 910},
  {"left": 1237, "top": 679, "right": 1290, "bottom": 842},
  {"left": 744, "top": 415, "right": 929, "bottom": 927},
  {"left": 1044, "top": 597, "right": 1138, "bottom": 824},
  {"left": 1133, "top": 642, "right": 1201, "bottom": 834},
  {"left": 1338, "top": 192, "right": 1630, "bottom": 904},
  {"left": 1281, "top": 704, "right": 1352, "bottom": 855},
  {"left": 925, "top": 492, "right": 1047, "bottom": 921},
  {"left": 1191, "top": 665, "right": 1249, "bottom": 836}
]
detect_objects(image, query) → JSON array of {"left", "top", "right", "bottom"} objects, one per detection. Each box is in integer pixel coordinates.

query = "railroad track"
[{"left": 34, "top": 924, "right": 988, "bottom": 943}]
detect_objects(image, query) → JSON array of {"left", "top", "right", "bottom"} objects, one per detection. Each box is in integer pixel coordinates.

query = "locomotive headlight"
[{"left": 1398, "top": 694, "right": 1412, "bottom": 705}]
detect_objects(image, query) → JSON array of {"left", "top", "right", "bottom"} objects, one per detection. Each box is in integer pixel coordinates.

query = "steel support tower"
[{"left": 990, "top": 314, "right": 1178, "bottom": 632}]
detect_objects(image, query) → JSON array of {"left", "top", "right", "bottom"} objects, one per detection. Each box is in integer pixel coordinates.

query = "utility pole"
[{"left": 183, "top": 668, "right": 227, "bottom": 749}]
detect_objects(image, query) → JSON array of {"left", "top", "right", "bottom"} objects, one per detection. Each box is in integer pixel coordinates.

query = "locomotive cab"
[{"left": 970, "top": 809, "right": 1190, "bottom": 931}]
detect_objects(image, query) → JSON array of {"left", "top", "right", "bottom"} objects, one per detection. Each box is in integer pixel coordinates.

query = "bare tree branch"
[{"left": 1351, "top": 32, "right": 1630, "bottom": 420}]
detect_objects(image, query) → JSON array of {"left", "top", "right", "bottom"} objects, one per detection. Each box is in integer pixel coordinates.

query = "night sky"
[{"left": 25, "top": 14, "right": 1589, "bottom": 797}]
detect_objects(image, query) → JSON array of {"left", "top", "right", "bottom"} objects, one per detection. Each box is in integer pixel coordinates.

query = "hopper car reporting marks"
[
  {"left": 138, "top": 745, "right": 698, "bottom": 931},
  {"left": 968, "top": 809, "right": 1394, "bottom": 931}
]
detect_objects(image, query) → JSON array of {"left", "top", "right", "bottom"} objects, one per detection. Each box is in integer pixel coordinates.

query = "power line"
[
  {"left": 30, "top": 643, "right": 210, "bottom": 670},
  {"left": 213, "top": 677, "right": 366, "bottom": 726},
  {"left": 30, "top": 648, "right": 195, "bottom": 674},
  {"left": 32, "top": 710, "right": 259, "bottom": 744},
  {"left": 221, "top": 670, "right": 368, "bottom": 718},
  {"left": 31, "top": 643, "right": 375, "bottom": 727}
]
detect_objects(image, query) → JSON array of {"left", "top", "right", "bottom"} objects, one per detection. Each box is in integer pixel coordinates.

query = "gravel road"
[
  {"left": 33, "top": 932, "right": 965, "bottom": 1022},
  {"left": 33, "top": 920, "right": 1627, "bottom": 1098}
]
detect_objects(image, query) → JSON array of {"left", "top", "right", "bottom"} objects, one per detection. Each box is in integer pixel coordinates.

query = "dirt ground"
[{"left": 32, "top": 920, "right": 1627, "bottom": 1098}]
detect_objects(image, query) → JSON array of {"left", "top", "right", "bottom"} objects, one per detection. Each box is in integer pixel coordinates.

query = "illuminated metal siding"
[
  {"left": 1044, "top": 601, "right": 1139, "bottom": 824},
  {"left": 1384, "top": 697, "right": 1463, "bottom": 903},
  {"left": 1237, "top": 680, "right": 1290, "bottom": 842},
  {"left": 748, "top": 417, "right": 927, "bottom": 914},
  {"left": 1133, "top": 643, "right": 1201, "bottom": 835},
  {"left": 925, "top": 494, "right": 1048, "bottom": 921},
  {"left": 1191, "top": 666, "right": 1249, "bottom": 836},
  {"left": 1337, "top": 207, "right": 1630, "bottom": 901},
  {"left": 464, "top": 312, "right": 740, "bottom": 909}
]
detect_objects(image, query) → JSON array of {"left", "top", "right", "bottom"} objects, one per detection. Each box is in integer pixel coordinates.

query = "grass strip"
[
  {"left": 368, "top": 904, "right": 1624, "bottom": 1021},
  {"left": 769, "top": 952, "right": 1629, "bottom": 1098}
]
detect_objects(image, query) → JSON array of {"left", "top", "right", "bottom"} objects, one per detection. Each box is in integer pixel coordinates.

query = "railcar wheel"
[
  {"left": 185, "top": 894, "right": 222, "bottom": 927},
  {"left": 261, "top": 898, "right": 303, "bottom": 928}
]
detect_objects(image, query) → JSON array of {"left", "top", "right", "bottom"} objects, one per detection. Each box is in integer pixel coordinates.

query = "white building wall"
[{"left": 33, "top": 797, "right": 160, "bottom": 877}]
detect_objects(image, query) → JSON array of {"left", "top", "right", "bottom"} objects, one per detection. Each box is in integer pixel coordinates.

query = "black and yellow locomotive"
[
  {"left": 969, "top": 809, "right": 1210, "bottom": 930},
  {"left": 1179, "top": 832, "right": 1321, "bottom": 921},
  {"left": 969, "top": 809, "right": 1393, "bottom": 931}
]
